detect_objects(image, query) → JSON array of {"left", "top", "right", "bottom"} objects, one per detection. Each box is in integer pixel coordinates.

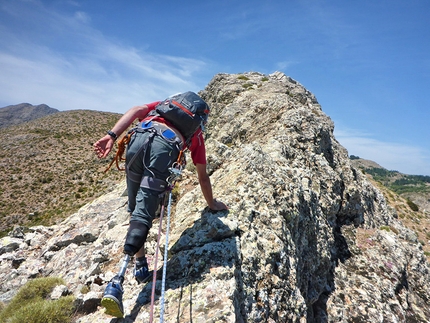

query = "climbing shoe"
[
  {"left": 101, "top": 276, "right": 124, "bottom": 318},
  {"left": 134, "top": 259, "right": 151, "bottom": 284}
]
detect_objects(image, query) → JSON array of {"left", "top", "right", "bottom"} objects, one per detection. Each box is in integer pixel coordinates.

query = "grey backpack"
[{"left": 149, "top": 91, "right": 210, "bottom": 142}]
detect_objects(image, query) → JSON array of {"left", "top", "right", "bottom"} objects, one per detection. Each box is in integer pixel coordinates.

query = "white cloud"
[
  {"left": 276, "top": 60, "right": 297, "bottom": 71},
  {"left": 74, "top": 11, "right": 90, "bottom": 23},
  {"left": 0, "top": 45, "right": 205, "bottom": 112},
  {"left": 335, "top": 127, "right": 430, "bottom": 176},
  {"left": 0, "top": 1, "right": 209, "bottom": 113}
]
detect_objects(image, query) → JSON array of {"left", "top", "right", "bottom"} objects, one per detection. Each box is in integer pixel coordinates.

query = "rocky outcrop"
[{"left": 0, "top": 72, "right": 429, "bottom": 322}]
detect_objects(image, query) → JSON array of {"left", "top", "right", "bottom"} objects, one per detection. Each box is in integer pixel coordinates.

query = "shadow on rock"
[{"left": 126, "top": 208, "right": 241, "bottom": 322}]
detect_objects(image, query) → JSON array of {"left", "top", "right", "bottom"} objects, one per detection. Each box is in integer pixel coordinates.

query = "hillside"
[
  {"left": 350, "top": 157, "right": 430, "bottom": 211},
  {"left": 0, "top": 110, "right": 126, "bottom": 235},
  {"left": 350, "top": 157, "right": 430, "bottom": 259},
  {"left": 0, "top": 103, "right": 59, "bottom": 128}
]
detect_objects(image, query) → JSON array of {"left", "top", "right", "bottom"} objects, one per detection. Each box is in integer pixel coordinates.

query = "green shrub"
[
  {"left": 5, "top": 296, "right": 75, "bottom": 323},
  {"left": 0, "top": 277, "right": 75, "bottom": 323},
  {"left": 80, "top": 285, "right": 90, "bottom": 294},
  {"left": 237, "top": 75, "right": 249, "bottom": 80},
  {"left": 380, "top": 226, "right": 391, "bottom": 232},
  {"left": 406, "top": 198, "right": 419, "bottom": 212},
  {"left": 171, "top": 183, "right": 181, "bottom": 202},
  {"left": 185, "top": 162, "right": 196, "bottom": 173}
]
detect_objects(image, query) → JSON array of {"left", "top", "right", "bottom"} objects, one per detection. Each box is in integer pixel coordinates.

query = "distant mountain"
[
  {"left": 349, "top": 155, "right": 385, "bottom": 169},
  {"left": 0, "top": 103, "right": 59, "bottom": 128}
]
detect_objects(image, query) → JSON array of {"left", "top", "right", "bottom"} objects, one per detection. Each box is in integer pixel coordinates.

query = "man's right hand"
[{"left": 94, "top": 135, "right": 114, "bottom": 158}]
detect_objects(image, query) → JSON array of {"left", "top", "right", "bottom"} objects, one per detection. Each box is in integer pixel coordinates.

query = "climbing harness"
[
  {"left": 149, "top": 163, "right": 184, "bottom": 323},
  {"left": 104, "top": 120, "right": 184, "bottom": 180}
]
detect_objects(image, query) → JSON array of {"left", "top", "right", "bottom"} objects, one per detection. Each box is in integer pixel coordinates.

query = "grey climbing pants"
[{"left": 125, "top": 130, "right": 180, "bottom": 229}]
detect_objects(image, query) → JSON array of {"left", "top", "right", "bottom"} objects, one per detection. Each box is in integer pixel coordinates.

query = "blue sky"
[{"left": 1, "top": 0, "right": 429, "bottom": 175}]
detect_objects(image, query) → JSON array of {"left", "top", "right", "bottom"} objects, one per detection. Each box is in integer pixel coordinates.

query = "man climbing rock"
[{"left": 93, "top": 91, "right": 228, "bottom": 317}]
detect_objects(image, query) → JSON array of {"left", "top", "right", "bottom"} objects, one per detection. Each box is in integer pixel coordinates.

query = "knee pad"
[{"left": 123, "top": 221, "right": 149, "bottom": 256}]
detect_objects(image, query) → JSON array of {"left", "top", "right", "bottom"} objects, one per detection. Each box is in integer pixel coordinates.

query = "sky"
[{"left": 0, "top": 0, "right": 429, "bottom": 175}]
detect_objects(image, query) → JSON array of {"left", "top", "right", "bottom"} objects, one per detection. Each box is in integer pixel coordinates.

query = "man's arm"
[
  {"left": 94, "top": 104, "right": 150, "bottom": 158},
  {"left": 195, "top": 163, "right": 228, "bottom": 210}
]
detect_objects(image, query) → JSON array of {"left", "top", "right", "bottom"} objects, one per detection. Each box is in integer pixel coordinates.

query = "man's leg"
[
  {"left": 124, "top": 135, "right": 178, "bottom": 257},
  {"left": 125, "top": 132, "right": 147, "bottom": 213},
  {"left": 124, "top": 186, "right": 160, "bottom": 253},
  {"left": 102, "top": 134, "right": 177, "bottom": 316},
  {"left": 101, "top": 132, "right": 150, "bottom": 318},
  {"left": 126, "top": 186, "right": 161, "bottom": 283},
  {"left": 127, "top": 135, "right": 178, "bottom": 283},
  {"left": 134, "top": 245, "right": 151, "bottom": 284},
  {"left": 135, "top": 245, "right": 146, "bottom": 258}
]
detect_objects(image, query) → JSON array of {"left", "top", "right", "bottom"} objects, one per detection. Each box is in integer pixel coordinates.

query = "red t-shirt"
[{"left": 142, "top": 101, "right": 207, "bottom": 165}]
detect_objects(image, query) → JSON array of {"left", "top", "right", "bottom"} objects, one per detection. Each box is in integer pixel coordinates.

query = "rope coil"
[{"left": 104, "top": 131, "right": 134, "bottom": 173}]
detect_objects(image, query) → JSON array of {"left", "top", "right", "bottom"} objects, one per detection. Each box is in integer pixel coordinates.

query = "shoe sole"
[{"left": 101, "top": 296, "right": 124, "bottom": 318}]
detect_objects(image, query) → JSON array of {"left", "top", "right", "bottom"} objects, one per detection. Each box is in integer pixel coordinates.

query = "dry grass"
[{"left": 0, "top": 110, "right": 127, "bottom": 236}]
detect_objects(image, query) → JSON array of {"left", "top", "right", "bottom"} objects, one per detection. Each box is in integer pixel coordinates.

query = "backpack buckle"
[{"left": 141, "top": 120, "right": 153, "bottom": 129}]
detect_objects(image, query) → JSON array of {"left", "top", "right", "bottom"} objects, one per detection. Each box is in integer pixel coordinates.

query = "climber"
[{"left": 93, "top": 91, "right": 228, "bottom": 318}]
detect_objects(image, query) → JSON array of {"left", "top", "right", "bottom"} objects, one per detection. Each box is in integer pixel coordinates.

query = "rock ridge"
[{"left": 0, "top": 71, "right": 429, "bottom": 322}]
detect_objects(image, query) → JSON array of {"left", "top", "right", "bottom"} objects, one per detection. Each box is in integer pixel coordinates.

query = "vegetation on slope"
[
  {"left": 0, "top": 110, "right": 126, "bottom": 236},
  {"left": 0, "top": 277, "right": 75, "bottom": 323},
  {"left": 363, "top": 167, "right": 430, "bottom": 195},
  {"left": 350, "top": 156, "right": 430, "bottom": 259}
]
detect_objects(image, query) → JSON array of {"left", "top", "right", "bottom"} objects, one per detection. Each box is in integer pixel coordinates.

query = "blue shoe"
[
  {"left": 101, "top": 276, "right": 124, "bottom": 318},
  {"left": 134, "top": 263, "right": 151, "bottom": 284}
]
